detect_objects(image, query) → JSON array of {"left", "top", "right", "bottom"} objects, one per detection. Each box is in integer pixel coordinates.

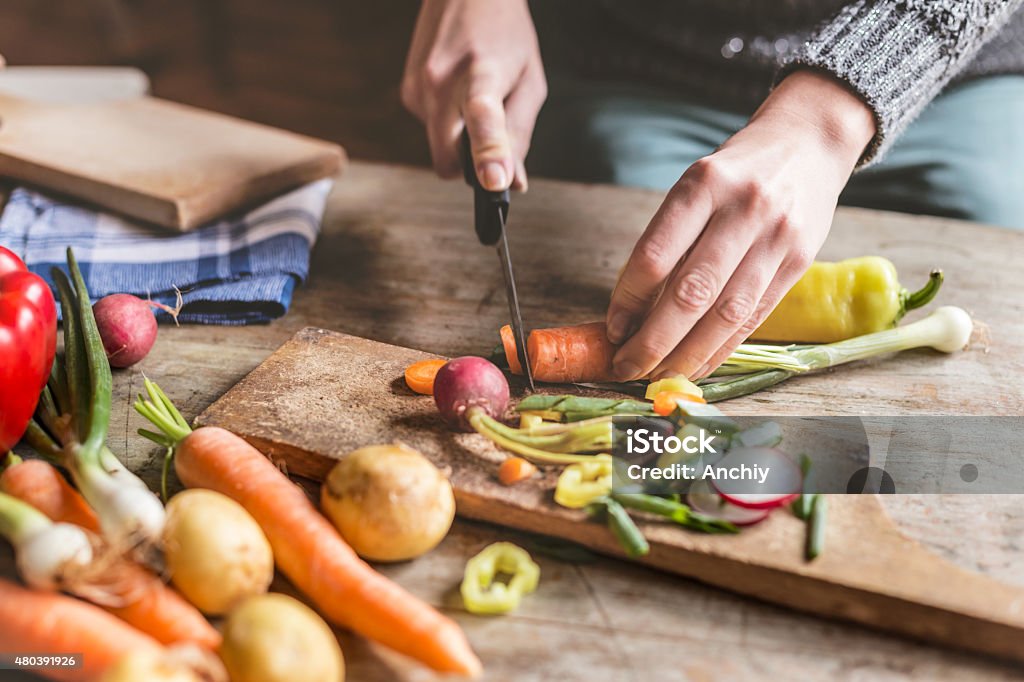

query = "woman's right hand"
[{"left": 400, "top": 0, "right": 546, "bottom": 192}]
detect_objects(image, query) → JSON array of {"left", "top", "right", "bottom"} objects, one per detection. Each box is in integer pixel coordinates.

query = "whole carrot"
[
  {"left": 0, "top": 459, "right": 220, "bottom": 650},
  {"left": 136, "top": 381, "right": 482, "bottom": 677},
  {"left": 0, "top": 577, "right": 162, "bottom": 682}
]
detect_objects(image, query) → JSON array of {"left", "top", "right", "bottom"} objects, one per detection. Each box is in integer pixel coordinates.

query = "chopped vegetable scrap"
[
  {"left": 498, "top": 457, "right": 538, "bottom": 486},
  {"left": 644, "top": 375, "right": 703, "bottom": 401},
  {"left": 404, "top": 358, "right": 448, "bottom": 395},
  {"left": 652, "top": 391, "right": 706, "bottom": 416},
  {"left": 554, "top": 457, "right": 612, "bottom": 509},
  {"left": 461, "top": 542, "right": 540, "bottom": 615}
]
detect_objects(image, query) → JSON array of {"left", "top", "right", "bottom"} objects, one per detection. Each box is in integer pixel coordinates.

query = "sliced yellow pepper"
[
  {"left": 554, "top": 455, "right": 612, "bottom": 509},
  {"left": 645, "top": 375, "right": 703, "bottom": 401},
  {"left": 460, "top": 542, "right": 540, "bottom": 615}
]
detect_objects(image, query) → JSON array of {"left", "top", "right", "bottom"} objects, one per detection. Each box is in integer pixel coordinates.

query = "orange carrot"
[
  {"left": 653, "top": 391, "right": 707, "bottom": 416},
  {"left": 0, "top": 459, "right": 220, "bottom": 650},
  {"left": 0, "top": 577, "right": 162, "bottom": 682},
  {"left": 1, "top": 459, "right": 101, "bottom": 532},
  {"left": 404, "top": 358, "right": 448, "bottom": 395},
  {"left": 501, "top": 321, "right": 618, "bottom": 383},
  {"left": 498, "top": 457, "right": 538, "bottom": 485},
  {"left": 175, "top": 426, "right": 482, "bottom": 676}
]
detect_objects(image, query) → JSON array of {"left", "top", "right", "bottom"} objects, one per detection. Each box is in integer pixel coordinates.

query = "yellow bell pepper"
[{"left": 753, "top": 256, "right": 943, "bottom": 343}]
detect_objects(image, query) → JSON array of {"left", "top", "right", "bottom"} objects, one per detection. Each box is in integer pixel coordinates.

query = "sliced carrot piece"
[
  {"left": 404, "top": 358, "right": 448, "bottom": 395},
  {"left": 653, "top": 391, "right": 707, "bottom": 416},
  {"left": 498, "top": 457, "right": 538, "bottom": 485},
  {"left": 501, "top": 322, "right": 617, "bottom": 383}
]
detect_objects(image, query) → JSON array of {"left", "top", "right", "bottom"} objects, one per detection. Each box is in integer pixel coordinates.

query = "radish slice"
[
  {"left": 687, "top": 479, "right": 770, "bottom": 526},
  {"left": 709, "top": 447, "right": 802, "bottom": 510}
]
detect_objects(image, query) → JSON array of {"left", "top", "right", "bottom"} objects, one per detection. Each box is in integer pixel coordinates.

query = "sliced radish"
[
  {"left": 709, "top": 446, "right": 802, "bottom": 510},
  {"left": 687, "top": 479, "right": 771, "bottom": 526}
]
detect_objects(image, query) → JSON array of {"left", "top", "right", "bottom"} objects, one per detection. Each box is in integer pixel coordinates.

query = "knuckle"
[
  {"left": 421, "top": 60, "right": 447, "bottom": 90},
  {"left": 633, "top": 236, "right": 673, "bottom": 281},
  {"left": 463, "top": 93, "right": 503, "bottom": 123},
  {"left": 741, "top": 179, "right": 770, "bottom": 207},
  {"left": 786, "top": 243, "right": 815, "bottom": 272},
  {"left": 714, "top": 292, "right": 757, "bottom": 326},
  {"left": 673, "top": 265, "right": 719, "bottom": 312},
  {"left": 685, "top": 156, "right": 720, "bottom": 185}
]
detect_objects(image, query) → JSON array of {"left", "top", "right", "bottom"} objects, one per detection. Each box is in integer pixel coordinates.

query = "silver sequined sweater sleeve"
[{"left": 779, "top": 0, "right": 1024, "bottom": 165}]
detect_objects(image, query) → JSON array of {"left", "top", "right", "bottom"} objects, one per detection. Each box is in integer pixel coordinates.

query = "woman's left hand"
[{"left": 606, "top": 70, "right": 877, "bottom": 381}]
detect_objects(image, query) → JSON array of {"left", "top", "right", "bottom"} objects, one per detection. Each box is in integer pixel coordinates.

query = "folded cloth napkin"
[{"left": 0, "top": 179, "right": 332, "bottom": 325}]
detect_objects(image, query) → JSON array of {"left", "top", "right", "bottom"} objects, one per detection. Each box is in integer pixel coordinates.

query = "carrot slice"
[
  {"left": 653, "top": 391, "right": 707, "bottom": 416},
  {"left": 501, "top": 322, "right": 617, "bottom": 383},
  {"left": 498, "top": 457, "right": 538, "bottom": 485},
  {"left": 499, "top": 325, "right": 523, "bottom": 375},
  {"left": 404, "top": 358, "right": 448, "bottom": 395}
]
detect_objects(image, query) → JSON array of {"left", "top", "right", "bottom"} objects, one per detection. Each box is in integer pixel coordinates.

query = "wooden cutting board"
[
  {"left": 0, "top": 94, "right": 345, "bottom": 230},
  {"left": 197, "top": 327, "right": 1024, "bottom": 664}
]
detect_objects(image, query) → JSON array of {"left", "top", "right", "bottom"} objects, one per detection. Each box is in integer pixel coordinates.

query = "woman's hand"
[
  {"left": 607, "top": 70, "right": 877, "bottom": 381},
  {"left": 400, "top": 0, "right": 546, "bottom": 192}
]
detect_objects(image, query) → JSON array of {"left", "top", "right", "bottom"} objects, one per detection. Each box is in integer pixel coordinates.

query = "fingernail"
[
  {"left": 613, "top": 360, "right": 642, "bottom": 382},
  {"left": 606, "top": 311, "right": 632, "bottom": 344},
  {"left": 693, "top": 362, "right": 711, "bottom": 379},
  {"left": 480, "top": 162, "right": 508, "bottom": 191}
]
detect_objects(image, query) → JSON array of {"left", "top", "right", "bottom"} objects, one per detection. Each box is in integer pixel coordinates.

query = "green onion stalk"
[
  {"left": 22, "top": 248, "right": 165, "bottom": 558},
  {"left": 702, "top": 306, "right": 974, "bottom": 402},
  {"left": 467, "top": 410, "right": 610, "bottom": 464}
]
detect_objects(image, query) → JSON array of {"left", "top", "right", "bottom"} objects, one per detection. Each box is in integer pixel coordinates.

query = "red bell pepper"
[{"left": 0, "top": 246, "right": 58, "bottom": 453}]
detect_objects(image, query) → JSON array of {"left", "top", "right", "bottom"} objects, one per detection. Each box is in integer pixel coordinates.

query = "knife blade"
[{"left": 461, "top": 132, "right": 534, "bottom": 390}]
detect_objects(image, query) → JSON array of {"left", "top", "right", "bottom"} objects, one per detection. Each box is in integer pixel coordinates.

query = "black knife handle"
[{"left": 461, "top": 130, "right": 509, "bottom": 246}]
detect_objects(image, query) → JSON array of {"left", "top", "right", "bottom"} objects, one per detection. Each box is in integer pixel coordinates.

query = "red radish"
[
  {"left": 710, "top": 446, "right": 802, "bottom": 510},
  {"left": 433, "top": 356, "right": 510, "bottom": 432},
  {"left": 687, "top": 479, "right": 770, "bottom": 526},
  {"left": 92, "top": 293, "right": 179, "bottom": 368}
]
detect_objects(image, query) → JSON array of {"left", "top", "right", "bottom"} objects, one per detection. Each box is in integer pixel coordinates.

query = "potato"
[
  {"left": 321, "top": 443, "right": 455, "bottom": 562},
  {"left": 219, "top": 593, "right": 344, "bottom": 682},
  {"left": 164, "top": 489, "right": 274, "bottom": 615}
]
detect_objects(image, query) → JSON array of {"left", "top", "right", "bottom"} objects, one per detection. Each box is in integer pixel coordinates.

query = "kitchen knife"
[{"left": 461, "top": 132, "right": 534, "bottom": 390}]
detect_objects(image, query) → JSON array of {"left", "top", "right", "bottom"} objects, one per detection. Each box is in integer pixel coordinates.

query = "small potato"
[
  {"left": 219, "top": 593, "right": 344, "bottom": 682},
  {"left": 164, "top": 489, "right": 274, "bottom": 615},
  {"left": 321, "top": 443, "right": 455, "bottom": 562}
]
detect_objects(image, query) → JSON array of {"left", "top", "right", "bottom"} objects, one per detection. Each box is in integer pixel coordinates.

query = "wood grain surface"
[
  {"left": 4, "top": 162, "right": 1024, "bottom": 682},
  {"left": 0, "top": 93, "right": 345, "bottom": 230}
]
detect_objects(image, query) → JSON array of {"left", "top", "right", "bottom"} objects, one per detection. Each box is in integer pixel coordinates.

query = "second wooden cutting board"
[
  {"left": 0, "top": 94, "right": 345, "bottom": 230},
  {"left": 197, "top": 327, "right": 1024, "bottom": 664}
]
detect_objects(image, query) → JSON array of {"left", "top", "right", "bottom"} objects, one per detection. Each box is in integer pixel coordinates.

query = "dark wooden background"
[{"left": 0, "top": 0, "right": 428, "bottom": 164}]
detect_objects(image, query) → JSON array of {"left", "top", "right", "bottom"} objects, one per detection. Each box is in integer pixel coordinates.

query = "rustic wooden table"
[{"left": 5, "top": 161, "right": 1024, "bottom": 681}]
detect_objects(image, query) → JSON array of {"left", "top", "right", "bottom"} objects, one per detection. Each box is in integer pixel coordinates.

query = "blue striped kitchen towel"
[{"left": 0, "top": 179, "right": 332, "bottom": 325}]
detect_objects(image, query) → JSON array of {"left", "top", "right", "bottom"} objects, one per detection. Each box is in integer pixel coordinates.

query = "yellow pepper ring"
[
  {"left": 752, "top": 256, "right": 944, "bottom": 343},
  {"left": 460, "top": 542, "right": 540, "bottom": 615},
  {"left": 554, "top": 456, "right": 613, "bottom": 509}
]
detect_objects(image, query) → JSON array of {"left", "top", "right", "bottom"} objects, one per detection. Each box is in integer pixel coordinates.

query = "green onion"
[{"left": 703, "top": 306, "right": 973, "bottom": 402}]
